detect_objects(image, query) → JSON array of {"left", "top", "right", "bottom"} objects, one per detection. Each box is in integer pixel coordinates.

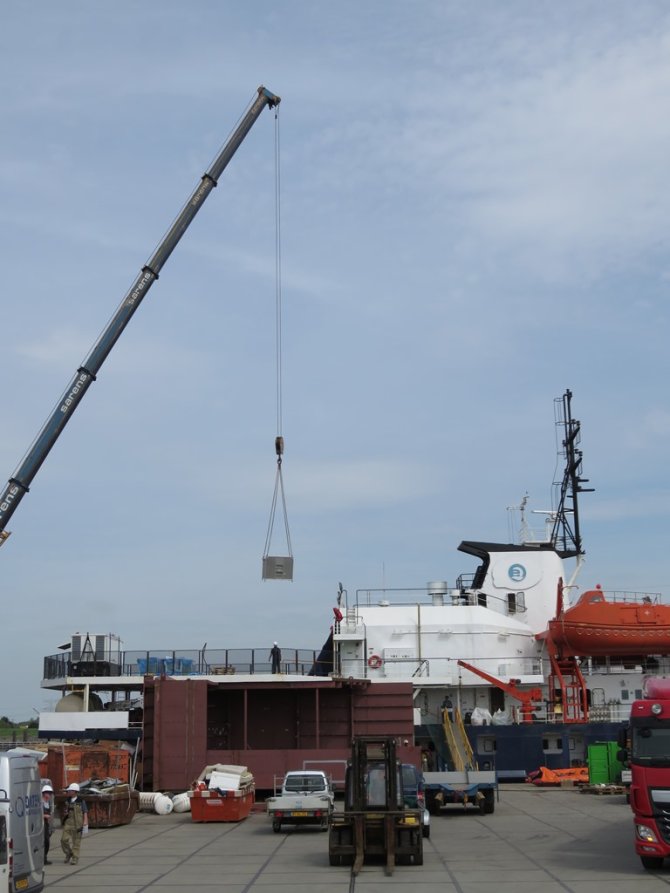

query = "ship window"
[
  {"left": 506, "top": 592, "right": 526, "bottom": 614},
  {"left": 478, "top": 736, "right": 496, "bottom": 754},
  {"left": 542, "top": 737, "right": 563, "bottom": 754},
  {"left": 621, "top": 690, "right": 629, "bottom": 701},
  {"left": 635, "top": 689, "right": 643, "bottom": 699}
]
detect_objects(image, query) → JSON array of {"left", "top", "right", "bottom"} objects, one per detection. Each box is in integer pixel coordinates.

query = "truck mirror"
[
  {"left": 617, "top": 728, "right": 628, "bottom": 747},
  {"left": 617, "top": 749, "right": 628, "bottom": 763}
]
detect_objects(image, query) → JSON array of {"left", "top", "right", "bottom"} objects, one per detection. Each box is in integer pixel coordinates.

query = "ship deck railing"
[
  {"left": 336, "top": 654, "right": 544, "bottom": 680},
  {"left": 42, "top": 647, "right": 326, "bottom": 682},
  {"left": 351, "top": 585, "right": 529, "bottom": 618},
  {"left": 581, "top": 655, "right": 670, "bottom": 675},
  {"left": 576, "top": 589, "right": 663, "bottom": 604},
  {"left": 350, "top": 586, "right": 665, "bottom": 614}
]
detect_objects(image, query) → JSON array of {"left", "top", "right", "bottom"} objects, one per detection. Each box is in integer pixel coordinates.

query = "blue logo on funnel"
[{"left": 508, "top": 563, "right": 527, "bottom": 583}]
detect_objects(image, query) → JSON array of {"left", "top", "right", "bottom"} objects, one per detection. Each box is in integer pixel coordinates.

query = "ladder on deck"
[
  {"left": 548, "top": 654, "right": 589, "bottom": 722},
  {"left": 442, "top": 709, "right": 477, "bottom": 771}
]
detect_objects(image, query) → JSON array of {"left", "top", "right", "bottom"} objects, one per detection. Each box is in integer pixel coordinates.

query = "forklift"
[{"left": 328, "top": 736, "right": 423, "bottom": 874}]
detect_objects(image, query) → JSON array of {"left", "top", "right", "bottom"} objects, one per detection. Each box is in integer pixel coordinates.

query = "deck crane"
[
  {"left": 0, "top": 86, "right": 280, "bottom": 546},
  {"left": 456, "top": 659, "right": 543, "bottom": 724}
]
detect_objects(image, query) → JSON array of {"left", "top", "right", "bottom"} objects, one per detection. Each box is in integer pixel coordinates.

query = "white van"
[{"left": 0, "top": 751, "right": 43, "bottom": 893}]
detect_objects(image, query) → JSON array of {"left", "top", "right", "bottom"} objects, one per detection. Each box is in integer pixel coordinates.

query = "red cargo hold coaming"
[{"left": 143, "top": 677, "right": 419, "bottom": 791}]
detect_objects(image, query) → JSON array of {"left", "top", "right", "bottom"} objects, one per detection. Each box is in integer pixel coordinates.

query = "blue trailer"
[{"left": 423, "top": 769, "right": 497, "bottom": 814}]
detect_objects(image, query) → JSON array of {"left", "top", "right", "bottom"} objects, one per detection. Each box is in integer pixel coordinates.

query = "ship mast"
[{"left": 550, "top": 389, "right": 594, "bottom": 559}]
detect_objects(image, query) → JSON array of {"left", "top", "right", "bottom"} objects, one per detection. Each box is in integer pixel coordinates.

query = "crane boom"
[
  {"left": 0, "top": 86, "right": 280, "bottom": 545},
  {"left": 456, "top": 659, "right": 543, "bottom": 724}
]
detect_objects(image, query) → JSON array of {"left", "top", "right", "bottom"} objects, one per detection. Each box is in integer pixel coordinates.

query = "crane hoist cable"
[
  {"left": 263, "top": 435, "right": 293, "bottom": 558},
  {"left": 262, "top": 106, "right": 293, "bottom": 578}
]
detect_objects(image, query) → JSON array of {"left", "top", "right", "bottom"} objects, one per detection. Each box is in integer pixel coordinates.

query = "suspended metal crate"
[{"left": 262, "top": 555, "right": 294, "bottom": 581}]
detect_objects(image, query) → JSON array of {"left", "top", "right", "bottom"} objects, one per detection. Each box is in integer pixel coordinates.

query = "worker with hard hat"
[
  {"left": 41, "top": 784, "right": 54, "bottom": 865},
  {"left": 60, "top": 782, "right": 88, "bottom": 865}
]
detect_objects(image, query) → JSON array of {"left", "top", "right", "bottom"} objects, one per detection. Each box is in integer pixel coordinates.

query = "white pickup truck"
[{"left": 266, "top": 770, "right": 334, "bottom": 832}]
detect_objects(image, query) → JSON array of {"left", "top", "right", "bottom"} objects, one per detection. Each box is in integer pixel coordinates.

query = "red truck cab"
[{"left": 624, "top": 677, "right": 670, "bottom": 870}]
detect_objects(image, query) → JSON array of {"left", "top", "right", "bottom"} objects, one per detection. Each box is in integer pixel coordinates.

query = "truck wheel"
[
  {"left": 641, "top": 855, "right": 664, "bottom": 870},
  {"left": 329, "top": 852, "right": 341, "bottom": 866},
  {"left": 479, "top": 790, "right": 495, "bottom": 815},
  {"left": 272, "top": 820, "right": 281, "bottom": 833},
  {"left": 412, "top": 847, "right": 424, "bottom": 866},
  {"left": 422, "top": 823, "right": 430, "bottom": 839}
]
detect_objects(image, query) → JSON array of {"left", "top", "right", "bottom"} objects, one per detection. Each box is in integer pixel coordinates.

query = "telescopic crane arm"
[
  {"left": 0, "top": 86, "right": 280, "bottom": 545},
  {"left": 456, "top": 659, "right": 543, "bottom": 724}
]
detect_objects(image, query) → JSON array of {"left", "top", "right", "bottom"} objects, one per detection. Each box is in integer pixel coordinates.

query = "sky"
[{"left": 1, "top": 1, "right": 670, "bottom": 720}]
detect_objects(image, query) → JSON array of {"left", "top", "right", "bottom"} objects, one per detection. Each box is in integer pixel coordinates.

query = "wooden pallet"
[{"left": 579, "top": 784, "right": 625, "bottom": 795}]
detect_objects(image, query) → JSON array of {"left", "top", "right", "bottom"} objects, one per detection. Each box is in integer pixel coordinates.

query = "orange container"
[
  {"left": 190, "top": 786, "right": 255, "bottom": 822},
  {"left": 47, "top": 745, "right": 131, "bottom": 789}
]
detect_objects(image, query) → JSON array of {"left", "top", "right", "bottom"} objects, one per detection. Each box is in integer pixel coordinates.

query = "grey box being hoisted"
[{"left": 263, "top": 556, "right": 294, "bottom": 580}]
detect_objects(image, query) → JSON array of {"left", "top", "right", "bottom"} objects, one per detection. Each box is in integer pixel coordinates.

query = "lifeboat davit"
[{"left": 546, "top": 588, "right": 670, "bottom": 656}]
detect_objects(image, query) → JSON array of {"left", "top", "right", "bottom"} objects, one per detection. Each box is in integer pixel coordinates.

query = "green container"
[{"left": 587, "top": 741, "right": 623, "bottom": 784}]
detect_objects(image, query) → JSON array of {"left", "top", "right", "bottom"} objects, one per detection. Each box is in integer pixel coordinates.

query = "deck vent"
[{"left": 427, "top": 580, "right": 448, "bottom": 606}]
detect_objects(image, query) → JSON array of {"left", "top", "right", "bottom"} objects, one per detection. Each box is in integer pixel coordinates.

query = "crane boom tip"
[{"left": 258, "top": 86, "right": 281, "bottom": 107}]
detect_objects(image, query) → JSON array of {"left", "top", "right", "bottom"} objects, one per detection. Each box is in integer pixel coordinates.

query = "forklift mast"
[{"left": 348, "top": 736, "right": 401, "bottom": 811}]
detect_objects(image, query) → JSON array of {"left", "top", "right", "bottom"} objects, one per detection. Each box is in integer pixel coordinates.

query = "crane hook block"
[{"left": 275, "top": 436, "right": 284, "bottom": 457}]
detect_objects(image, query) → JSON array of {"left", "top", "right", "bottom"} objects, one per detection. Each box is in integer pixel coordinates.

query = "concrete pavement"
[{"left": 43, "top": 783, "right": 667, "bottom": 892}]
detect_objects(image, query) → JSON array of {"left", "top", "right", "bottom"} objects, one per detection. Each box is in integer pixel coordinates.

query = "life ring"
[{"left": 368, "top": 654, "right": 383, "bottom": 669}]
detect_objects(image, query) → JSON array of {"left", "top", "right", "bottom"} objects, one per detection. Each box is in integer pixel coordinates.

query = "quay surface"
[{"left": 44, "top": 784, "right": 664, "bottom": 892}]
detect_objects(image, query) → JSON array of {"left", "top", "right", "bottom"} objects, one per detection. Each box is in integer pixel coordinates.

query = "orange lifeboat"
[{"left": 546, "top": 588, "right": 670, "bottom": 656}]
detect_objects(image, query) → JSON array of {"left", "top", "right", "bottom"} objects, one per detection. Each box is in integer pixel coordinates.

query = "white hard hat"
[
  {"left": 42, "top": 784, "right": 53, "bottom": 793},
  {"left": 66, "top": 782, "right": 80, "bottom": 792},
  {"left": 274, "top": 641, "right": 278, "bottom": 646}
]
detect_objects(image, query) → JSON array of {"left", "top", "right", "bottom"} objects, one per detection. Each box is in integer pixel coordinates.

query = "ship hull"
[{"left": 467, "top": 720, "right": 626, "bottom": 779}]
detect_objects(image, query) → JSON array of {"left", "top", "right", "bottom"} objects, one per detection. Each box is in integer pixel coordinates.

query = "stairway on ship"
[{"left": 424, "top": 712, "right": 477, "bottom": 771}]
